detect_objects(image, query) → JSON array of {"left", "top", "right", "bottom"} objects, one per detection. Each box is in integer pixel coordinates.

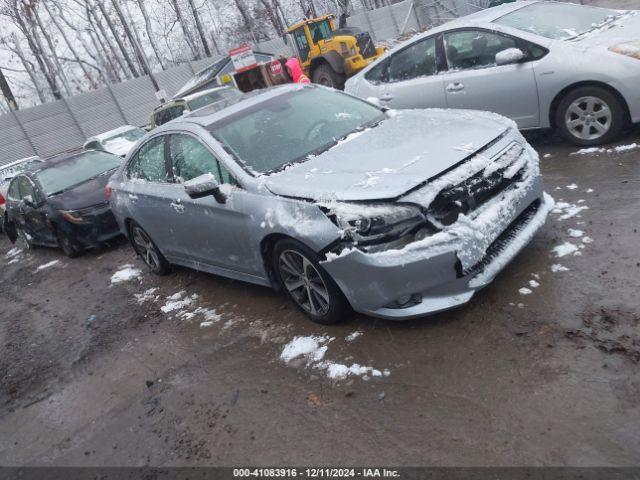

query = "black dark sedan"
[{"left": 3, "top": 150, "right": 122, "bottom": 257}]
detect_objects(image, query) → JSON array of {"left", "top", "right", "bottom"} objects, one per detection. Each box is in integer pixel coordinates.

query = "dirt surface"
[{"left": 1, "top": 129, "right": 639, "bottom": 467}]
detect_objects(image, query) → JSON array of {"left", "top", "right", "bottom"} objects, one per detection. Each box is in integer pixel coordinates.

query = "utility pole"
[{"left": 0, "top": 67, "right": 19, "bottom": 111}]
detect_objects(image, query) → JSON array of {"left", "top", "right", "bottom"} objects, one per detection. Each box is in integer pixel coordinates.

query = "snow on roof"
[{"left": 88, "top": 125, "right": 140, "bottom": 143}]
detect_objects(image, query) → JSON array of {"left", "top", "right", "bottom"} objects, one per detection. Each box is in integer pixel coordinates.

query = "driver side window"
[
  {"left": 444, "top": 30, "right": 518, "bottom": 70},
  {"left": 168, "top": 134, "right": 236, "bottom": 185},
  {"left": 7, "top": 177, "right": 22, "bottom": 200}
]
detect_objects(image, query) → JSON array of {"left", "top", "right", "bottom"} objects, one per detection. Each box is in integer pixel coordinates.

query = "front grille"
[
  {"left": 356, "top": 32, "right": 376, "bottom": 59},
  {"left": 428, "top": 144, "right": 526, "bottom": 226},
  {"left": 462, "top": 199, "right": 541, "bottom": 278}
]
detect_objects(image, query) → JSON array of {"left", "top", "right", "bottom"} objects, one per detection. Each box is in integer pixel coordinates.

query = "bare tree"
[
  {"left": 9, "top": 32, "right": 46, "bottom": 103},
  {"left": 170, "top": 0, "right": 200, "bottom": 59},
  {"left": 85, "top": 4, "right": 130, "bottom": 79},
  {"left": 135, "top": 0, "right": 165, "bottom": 69},
  {"left": 233, "top": 0, "right": 258, "bottom": 44},
  {"left": 44, "top": 1, "right": 97, "bottom": 89},
  {"left": 30, "top": 3, "right": 73, "bottom": 95},
  {"left": 0, "top": 66, "right": 18, "bottom": 110},
  {"left": 187, "top": 0, "right": 212, "bottom": 57},
  {"left": 96, "top": 0, "right": 140, "bottom": 77}
]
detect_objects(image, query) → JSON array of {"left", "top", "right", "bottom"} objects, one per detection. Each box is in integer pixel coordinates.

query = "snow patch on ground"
[
  {"left": 161, "top": 291, "right": 198, "bottom": 313},
  {"left": 566, "top": 184, "right": 578, "bottom": 190},
  {"left": 551, "top": 264, "right": 569, "bottom": 273},
  {"left": 614, "top": 143, "right": 638, "bottom": 153},
  {"left": 553, "top": 242, "right": 580, "bottom": 257},
  {"left": 5, "top": 248, "right": 22, "bottom": 259},
  {"left": 568, "top": 228, "right": 584, "bottom": 238},
  {"left": 134, "top": 288, "right": 158, "bottom": 304},
  {"left": 35, "top": 260, "right": 60, "bottom": 272},
  {"left": 519, "top": 287, "right": 532, "bottom": 295},
  {"left": 111, "top": 264, "right": 142, "bottom": 284},
  {"left": 345, "top": 331, "right": 363, "bottom": 342},
  {"left": 572, "top": 147, "right": 605, "bottom": 155},
  {"left": 551, "top": 201, "right": 589, "bottom": 221},
  {"left": 529, "top": 280, "right": 540, "bottom": 288},
  {"left": 582, "top": 236, "right": 594, "bottom": 244},
  {"left": 280, "top": 335, "right": 389, "bottom": 381}
]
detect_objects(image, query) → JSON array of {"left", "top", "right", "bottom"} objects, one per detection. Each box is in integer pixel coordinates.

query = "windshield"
[
  {"left": 36, "top": 151, "right": 122, "bottom": 195},
  {"left": 494, "top": 2, "right": 624, "bottom": 39},
  {"left": 187, "top": 88, "right": 242, "bottom": 111},
  {"left": 208, "top": 87, "right": 384, "bottom": 175},
  {"left": 103, "top": 127, "right": 145, "bottom": 145}
]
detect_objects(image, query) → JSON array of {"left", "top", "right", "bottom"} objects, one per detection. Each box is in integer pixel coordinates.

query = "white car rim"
[
  {"left": 565, "top": 96, "right": 612, "bottom": 141},
  {"left": 132, "top": 227, "right": 160, "bottom": 270},
  {"left": 278, "top": 249, "right": 330, "bottom": 316}
]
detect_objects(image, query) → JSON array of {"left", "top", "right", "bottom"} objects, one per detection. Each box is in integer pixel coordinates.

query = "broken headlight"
[{"left": 327, "top": 203, "right": 425, "bottom": 245}]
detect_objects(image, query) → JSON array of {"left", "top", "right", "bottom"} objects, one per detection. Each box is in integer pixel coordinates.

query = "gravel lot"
[{"left": 1, "top": 128, "right": 639, "bottom": 466}]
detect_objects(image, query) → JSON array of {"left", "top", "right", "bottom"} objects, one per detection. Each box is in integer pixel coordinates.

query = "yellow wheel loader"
[{"left": 287, "top": 14, "right": 386, "bottom": 89}]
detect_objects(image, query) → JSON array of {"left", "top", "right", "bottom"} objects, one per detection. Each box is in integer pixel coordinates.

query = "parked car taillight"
[
  {"left": 104, "top": 185, "right": 112, "bottom": 200},
  {"left": 0, "top": 192, "right": 5, "bottom": 206}
]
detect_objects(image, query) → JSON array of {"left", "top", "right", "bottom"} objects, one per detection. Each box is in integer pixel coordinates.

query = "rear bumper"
[{"left": 321, "top": 179, "right": 552, "bottom": 320}]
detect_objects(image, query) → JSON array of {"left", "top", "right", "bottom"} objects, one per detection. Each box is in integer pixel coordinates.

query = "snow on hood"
[
  {"left": 264, "top": 109, "right": 511, "bottom": 202},
  {"left": 568, "top": 11, "right": 639, "bottom": 47}
]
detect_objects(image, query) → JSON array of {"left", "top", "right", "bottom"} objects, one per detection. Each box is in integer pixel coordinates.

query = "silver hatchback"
[
  {"left": 345, "top": 1, "right": 640, "bottom": 146},
  {"left": 108, "top": 85, "right": 552, "bottom": 324}
]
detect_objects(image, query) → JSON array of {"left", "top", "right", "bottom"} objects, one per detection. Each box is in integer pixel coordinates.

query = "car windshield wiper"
[{"left": 566, "top": 12, "right": 630, "bottom": 40}]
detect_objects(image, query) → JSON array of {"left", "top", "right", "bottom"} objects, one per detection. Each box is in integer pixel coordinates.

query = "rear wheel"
[
  {"left": 556, "top": 86, "right": 625, "bottom": 146},
  {"left": 273, "top": 238, "right": 351, "bottom": 325},
  {"left": 312, "top": 64, "right": 346, "bottom": 90},
  {"left": 128, "top": 221, "right": 170, "bottom": 275}
]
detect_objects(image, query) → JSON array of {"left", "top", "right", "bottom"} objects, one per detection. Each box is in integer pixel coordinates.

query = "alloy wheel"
[
  {"left": 565, "top": 96, "right": 612, "bottom": 141},
  {"left": 132, "top": 226, "right": 160, "bottom": 270},
  {"left": 278, "top": 249, "right": 330, "bottom": 316}
]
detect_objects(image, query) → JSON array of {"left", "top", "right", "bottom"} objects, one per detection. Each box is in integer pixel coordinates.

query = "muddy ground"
[{"left": 0, "top": 130, "right": 639, "bottom": 467}]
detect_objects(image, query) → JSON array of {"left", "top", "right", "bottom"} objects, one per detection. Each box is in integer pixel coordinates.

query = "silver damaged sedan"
[
  {"left": 109, "top": 85, "right": 552, "bottom": 324},
  {"left": 345, "top": 0, "right": 640, "bottom": 146}
]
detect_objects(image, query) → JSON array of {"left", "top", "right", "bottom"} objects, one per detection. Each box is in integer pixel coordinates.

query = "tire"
[
  {"left": 56, "top": 230, "right": 82, "bottom": 258},
  {"left": 311, "top": 64, "right": 346, "bottom": 90},
  {"left": 272, "top": 238, "right": 351, "bottom": 325},
  {"left": 128, "top": 221, "right": 170, "bottom": 275},
  {"left": 555, "top": 86, "right": 625, "bottom": 146}
]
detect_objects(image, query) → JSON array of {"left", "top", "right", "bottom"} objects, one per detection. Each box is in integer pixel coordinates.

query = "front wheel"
[
  {"left": 56, "top": 230, "right": 82, "bottom": 258},
  {"left": 311, "top": 64, "right": 346, "bottom": 90},
  {"left": 128, "top": 221, "right": 170, "bottom": 275},
  {"left": 273, "top": 239, "right": 351, "bottom": 325},
  {"left": 556, "top": 86, "right": 625, "bottom": 146}
]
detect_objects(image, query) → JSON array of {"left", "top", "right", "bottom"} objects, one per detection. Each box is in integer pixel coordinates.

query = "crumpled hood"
[
  {"left": 264, "top": 109, "right": 511, "bottom": 201},
  {"left": 48, "top": 172, "right": 114, "bottom": 210}
]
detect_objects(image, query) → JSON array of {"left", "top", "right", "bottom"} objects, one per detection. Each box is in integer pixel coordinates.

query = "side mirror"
[
  {"left": 495, "top": 48, "right": 526, "bottom": 66},
  {"left": 23, "top": 194, "right": 36, "bottom": 208},
  {"left": 184, "top": 173, "right": 227, "bottom": 204}
]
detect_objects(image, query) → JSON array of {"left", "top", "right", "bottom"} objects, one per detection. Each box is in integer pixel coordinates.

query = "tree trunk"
[
  {"left": 11, "top": 1, "right": 62, "bottom": 99},
  {"left": 87, "top": 6, "right": 130, "bottom": 80},
  {"left": 44, "top": 1, "right": 97, "bottom": 89},
  {"left": 169, "top": 0, "right": 200, "bottom": 59},
  {"left": 234, "top": 0, "right": 258, "bottom": 45},
  {"left": 11, "top": 33, "right": 47, "bottom": 103},
  {"left": 110, "top": 0, "right": 161, "bottom": 95},
  {"left": 259, "top": 0, "right": 285, "bottom": 36},
  {"left": 135, "top": 0, "right": 165, "bottom": 69},
  {"left": 96, "top": 1, "right": 140, "bottom": 77},
  {"left": 187, "top": 0, "right": 212, "bottom": 57},
  {"left": 32, "top": 5, "right": 73, "bottom": 96},
  {"left": 0, "top": 67, "right": 19, "bottom": 111}
]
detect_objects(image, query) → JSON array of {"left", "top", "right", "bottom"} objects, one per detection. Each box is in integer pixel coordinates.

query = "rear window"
[
  {"left": 494, "top": 2, "right": 624, "bottom": 39},
  {"left": 154, "top": 105, "right": 185, "bottom": 126},
  {"left": 36, "top": 151, "right": 121, "bottom": 195}
]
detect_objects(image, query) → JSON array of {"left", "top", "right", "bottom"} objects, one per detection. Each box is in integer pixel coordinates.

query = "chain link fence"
[{"left": 0, "top": 0, "right": 485, "bottom": 166}]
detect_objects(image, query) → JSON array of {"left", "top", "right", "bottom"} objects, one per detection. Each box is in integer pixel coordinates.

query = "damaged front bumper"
[{"left": 321, "top": 159, "right": 553, "bottom": 320}]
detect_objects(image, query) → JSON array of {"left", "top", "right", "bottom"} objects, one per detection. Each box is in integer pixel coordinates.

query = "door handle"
[
  {"left": 446, "top": 82, "right": 465, "bottom": 93},
  {"left": 170, "top": 200, "right": 184, "bottom": 213}
]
